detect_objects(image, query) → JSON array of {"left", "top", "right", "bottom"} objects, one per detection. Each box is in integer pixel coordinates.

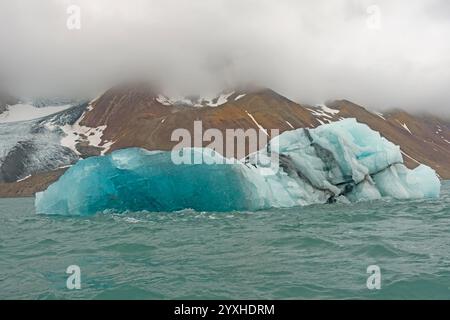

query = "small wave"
[{"left": 102, "top": 243, "right": 156, "bottom": 254}]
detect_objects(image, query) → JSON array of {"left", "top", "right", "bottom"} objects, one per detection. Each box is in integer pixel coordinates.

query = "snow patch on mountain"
[
  {"left": 396, "top": 120, "right": 413, "bottom": 134},
  {"left": 401, "top": 151, "right": 421, "bottom": 165},
  {"left": 245, "top": 111, "right": 268, "bottom": 136},
  {"left": 156, "top": 95, "right": 172, "bottom": 106},
  {"left": 370, "top": 110, "right": 386, "bottom": 120},
  {"left": 401, "top": 123, "right": 412, "bottom": 134},
  {"left": 307, "top": 104, "right": 340, "bottom": 120},
  {"left": 208, "top": 92, "right": 235, "bottom": 107},
  {"left": 156, "top": 91, "right": 237, "bottom": 108},
  {"left": 56, "top": 109, "right": 114, "bottom": 155},
  {"left": 286, "top": 121, "right": 295, "bottom": 129}
]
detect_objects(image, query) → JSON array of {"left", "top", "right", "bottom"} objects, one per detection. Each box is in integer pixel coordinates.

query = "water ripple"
[{"left": 0, "top": 181, "right": 449, "bottom": 299}]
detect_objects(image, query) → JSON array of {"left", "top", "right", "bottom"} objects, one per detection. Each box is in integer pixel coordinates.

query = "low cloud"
[{"left": 0, "top": 0, "right": 449, "bottom": 113}]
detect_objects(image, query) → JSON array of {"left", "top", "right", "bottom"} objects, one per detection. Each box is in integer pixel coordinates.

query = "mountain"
[
  {"left": 79, "top": 85, "right": 317, "bottom": 153},
  {"left": 77, "top": 84, "right": 450, "bottom": 177},
  {"left": 0, "top": 85, "right": 449, "bottom": 198}
]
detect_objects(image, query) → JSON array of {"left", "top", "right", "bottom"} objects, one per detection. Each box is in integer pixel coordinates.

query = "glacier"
[
  {"left": 0, "top": 102, "right": 87, "bottom": 183},
  {"left": 35, "top": 119, "right": 441, "bottom": 216}
]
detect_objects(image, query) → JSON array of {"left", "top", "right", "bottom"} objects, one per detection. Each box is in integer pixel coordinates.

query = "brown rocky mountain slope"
[
  {"left": 1, "top": 86, "right": 449, "bottom": 197},
  {"left": 80, "top": 86, "right": 319, "bottom": 153},
  {"left": 0, "top": 168, "right": 68, "bottom": 198}
]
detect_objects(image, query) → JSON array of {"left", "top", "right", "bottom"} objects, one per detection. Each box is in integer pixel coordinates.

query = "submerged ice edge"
[{"left": 35, "top": 119, "right": 441, "bottom": 216}]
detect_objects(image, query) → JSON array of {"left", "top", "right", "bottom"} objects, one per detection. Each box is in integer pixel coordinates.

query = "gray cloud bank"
[{"left": 0, "top": 0, "right": 449, "bottom": 113}]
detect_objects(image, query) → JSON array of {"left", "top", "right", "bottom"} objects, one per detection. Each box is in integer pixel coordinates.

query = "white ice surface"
[{"left": 0, "top": 104, "right": 72, "bottom": 123}]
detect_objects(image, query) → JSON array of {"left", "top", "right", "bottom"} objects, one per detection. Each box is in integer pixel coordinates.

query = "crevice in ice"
[
  {"left": 304, "top": 128, "right": 345, "bottom": 182},
  {"left": 279, "top": 153, "right": 336, "bottom": 202}
]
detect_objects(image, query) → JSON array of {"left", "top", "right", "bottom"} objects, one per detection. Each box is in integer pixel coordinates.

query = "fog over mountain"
[{"left": 0, "top": 0, "right": 449, "bottom": 113}]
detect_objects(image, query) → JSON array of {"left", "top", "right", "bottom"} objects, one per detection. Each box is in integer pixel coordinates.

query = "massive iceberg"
[{"left": 35, "top": 119, "right": 441, "bottom": 216}]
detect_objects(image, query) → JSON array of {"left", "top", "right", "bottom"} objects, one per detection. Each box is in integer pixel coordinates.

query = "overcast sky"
[{"left": 0, "top": 0, "right": 449, "bottom": 113}]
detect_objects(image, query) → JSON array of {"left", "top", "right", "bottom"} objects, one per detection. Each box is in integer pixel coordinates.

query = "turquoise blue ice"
[{"left": 35, "top": 119, "right": 441, "bottom": 215}]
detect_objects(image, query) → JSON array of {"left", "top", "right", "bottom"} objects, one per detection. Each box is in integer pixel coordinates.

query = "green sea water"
[{"left": 0, "top": 182, "right": 449, "bottom": 300}]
